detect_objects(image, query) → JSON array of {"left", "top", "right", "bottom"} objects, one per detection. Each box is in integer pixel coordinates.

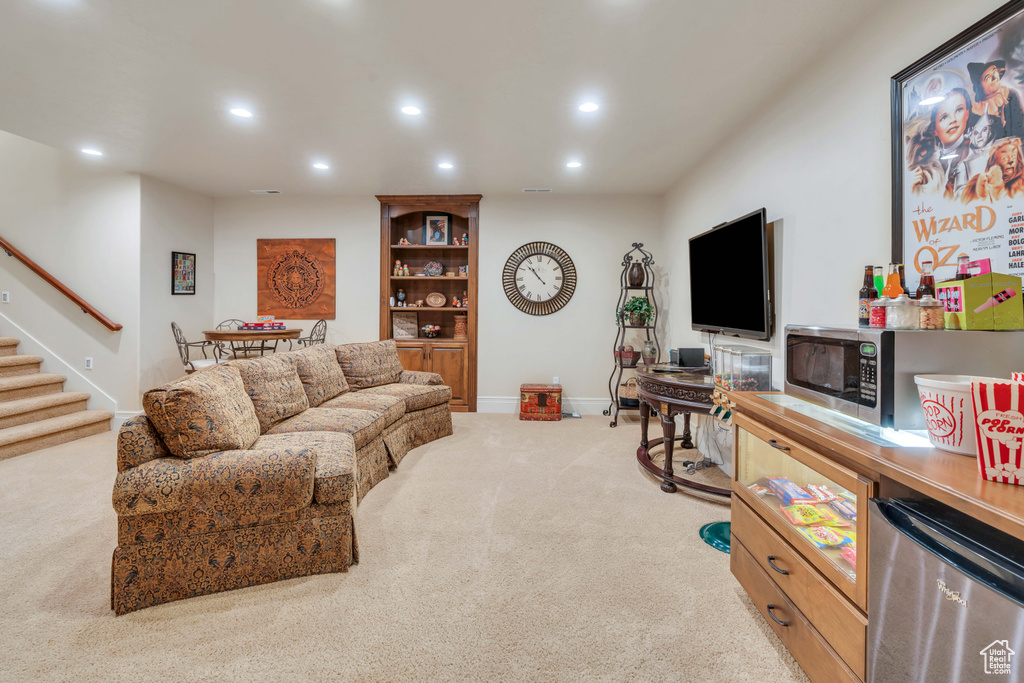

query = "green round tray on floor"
[{"left": 699, "top": 522, "right": 731, "bottom": 554}]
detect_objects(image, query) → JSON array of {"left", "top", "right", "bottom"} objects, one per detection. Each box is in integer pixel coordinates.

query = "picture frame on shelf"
[
  {"left": 891, "top": 1, "right": 1024, "bottom": 278},
  {"left": 423, "top": 214, "right": 452, "bottom": 246},
  {"left": 171, "top": 251, "right": 196, "bottom": 295},
  {"left": 392, "top": 311, "right": 419, "bottom": 339},
  {"left": 458, "top": 265, "right": 469, "bottom": 276}
]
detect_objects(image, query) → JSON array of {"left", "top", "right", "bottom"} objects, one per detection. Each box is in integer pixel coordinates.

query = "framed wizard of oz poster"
[
  {"left": 257, "top": 238, "right": 336, "bottom": 319},
  {"left": 893, "top": 0, "right": 1024, "bottom": 283}
]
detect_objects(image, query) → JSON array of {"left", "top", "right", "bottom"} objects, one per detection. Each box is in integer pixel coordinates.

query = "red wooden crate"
[{"left": 520, "top": 383, "right": 562, "bottom": 421}]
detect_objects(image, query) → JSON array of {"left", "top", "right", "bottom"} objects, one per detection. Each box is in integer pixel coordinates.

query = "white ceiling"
[{"left": 0, "top": 0, "right": 884, "bottom": 197}]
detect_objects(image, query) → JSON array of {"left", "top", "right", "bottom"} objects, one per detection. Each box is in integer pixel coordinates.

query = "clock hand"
[{"left": 528, "top": 266, "right": 547, "bottom": 286}]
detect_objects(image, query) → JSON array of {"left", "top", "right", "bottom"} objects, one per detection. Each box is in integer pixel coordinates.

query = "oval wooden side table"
[{"left": 634, "top": 365, "right": 731, "bottom": 498}]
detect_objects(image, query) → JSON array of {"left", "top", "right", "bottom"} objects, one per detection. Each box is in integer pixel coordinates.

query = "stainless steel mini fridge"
[{"left": 869, "top": 498, "right": 1024, "bottom": 682}]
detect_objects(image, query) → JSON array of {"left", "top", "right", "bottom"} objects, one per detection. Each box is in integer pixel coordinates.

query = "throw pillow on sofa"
[
  {"left": 143, "top": 364, "right": 261, "bottom": 459},
  {"left": 335, "top": 340, "right": 404, "bottom": 389},
  {"left": 228, "top": 355, "right": 310, "bottom": 433},
  {"left": 287, "top": 345, "right": 349, "bottom": 407}
]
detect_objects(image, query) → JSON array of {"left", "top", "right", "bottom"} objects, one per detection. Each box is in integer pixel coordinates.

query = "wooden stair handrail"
[{"left": 0, "top": 236, "right": 123, "bottom": 332}]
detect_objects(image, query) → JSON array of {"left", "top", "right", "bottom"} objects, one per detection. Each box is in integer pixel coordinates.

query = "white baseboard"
[
  {"left": 477, "top": 396, "right": 612, "bottom": 416},
  {"left": 114, "top": 410, "right": 141, "bottom": 428}
]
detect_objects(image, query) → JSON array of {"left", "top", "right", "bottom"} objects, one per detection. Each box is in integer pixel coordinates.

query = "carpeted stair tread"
[
  {"left": 0, "top": 409, "right": 112, "bottom": 447},
  {"left": 0, "top": 392, "right": 91, "bottom": 418},
  {"left": 0, "top": 337, "right": 19, "bottom": 347},
  {"left": 0, "top": 355, "right": 43, "bottom": 367},
  {"left": 0, "top": 373, "right": 65, "bottom": 390}
]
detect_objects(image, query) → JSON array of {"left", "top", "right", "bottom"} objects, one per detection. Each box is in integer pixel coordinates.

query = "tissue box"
[
  {"left": 972, "top": 378, "right": 1024, "bottom": 485},
  {"left": 936, "top": 272, "right": 1023, "bottom": 330}
]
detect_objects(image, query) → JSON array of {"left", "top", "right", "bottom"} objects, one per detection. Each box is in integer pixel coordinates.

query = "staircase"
[{"left": 0, "top": 336, "right": 112, "bottom": 460}]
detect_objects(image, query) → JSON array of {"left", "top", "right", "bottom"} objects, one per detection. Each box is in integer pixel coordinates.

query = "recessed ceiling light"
[
  {"left": 579, "top": 102, "right": 599, "bottom": 112},
  {"left": 80, "top": 148, "right": 103, "bottom": 156},
  {"left": 230, "top": 108, "right": 253, "bottom": 118},
  {"left": 566, "top": 161, "right": 582, "bottom": 168},
  {"left": 401, "top": 106, "right": 422, "bottom": 116},
  {"left": 919, "top": 96, "right": 945, "bottom": 107},
  {"left": 438, "top": 162, "right": 454, "bottom": 169},
  {"left": 312, "top": 162, "right": 330, "bottom": 170}
]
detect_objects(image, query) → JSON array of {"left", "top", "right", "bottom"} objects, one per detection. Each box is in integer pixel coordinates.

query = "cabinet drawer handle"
[
  {"left": 768, "top": 439, "right": 790, "bottom": 451},
  {"left": 766, "top": 604, "right": 789, "bottom": 627},
  {"left": 766, "top": 556, "right": 789, "bottom": 575}
]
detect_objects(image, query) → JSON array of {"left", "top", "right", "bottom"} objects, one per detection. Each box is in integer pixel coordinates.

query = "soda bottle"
[
  {"left": 873, "top": 266, "right": 884, "bottom": 297},
  {"left": 882, "top": 263, "right": 903, "bottom": 298},
  {"left": 954, "top": 253, "right": 971, "bottom": 280},
  {"left": 898, "top": 264, "right": 909, "bottom": 298},
  {"left": 858, "top": 265, "right": 878, "bottom": 327},
  {"left": 916, "top": 260, "right": 936, "bottom": 299}
]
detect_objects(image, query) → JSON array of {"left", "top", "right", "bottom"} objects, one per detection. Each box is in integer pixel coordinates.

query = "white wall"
[
  {"left": 140, "top": 175, "right": 215, "bottom": 390},
  {"left": 0, "top": 129, "right": 140, "bottom": 413},
  {"left": 212, "top": 194, "right": 664, "bottom": 411},
  {"left": 479, "top": 194, "right": 664, "bottom": 412},
  {"left": 213, "top": 196, "right": 381, "bottom": 345},
  {"left": 661, "top": 0, "right": 1007, "bottom": 382}
]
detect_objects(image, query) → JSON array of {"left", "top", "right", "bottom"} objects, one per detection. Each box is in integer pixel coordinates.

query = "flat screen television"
[{"left": 689, "top": 208, "right": 772, "bottom": 341}]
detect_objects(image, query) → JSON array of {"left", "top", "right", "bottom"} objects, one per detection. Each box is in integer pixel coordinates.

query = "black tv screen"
[{"left": 689, "top": 208, "right": 771, "bottom": 340}]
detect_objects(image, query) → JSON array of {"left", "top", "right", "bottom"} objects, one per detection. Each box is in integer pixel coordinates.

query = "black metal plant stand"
[{"left": 604, "top": 243, "right": 660, "bottom": 427}]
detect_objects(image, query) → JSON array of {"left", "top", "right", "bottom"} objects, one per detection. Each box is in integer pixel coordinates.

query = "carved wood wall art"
[{"left": 257, "top": 239, "right": 336, "bottom": 320}]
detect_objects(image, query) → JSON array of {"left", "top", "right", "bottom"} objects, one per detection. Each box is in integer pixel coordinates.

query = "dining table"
[{"left": 203, "top": 328, "right": 302, "bottom": 358}]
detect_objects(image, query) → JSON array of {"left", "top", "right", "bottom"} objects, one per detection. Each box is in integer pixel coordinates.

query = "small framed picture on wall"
[
  {"left": 423, "top": 214, "right": 452, "bottom": 246},
  {"left": 172, "top": 251, "right": 196, "bottom": 295}
]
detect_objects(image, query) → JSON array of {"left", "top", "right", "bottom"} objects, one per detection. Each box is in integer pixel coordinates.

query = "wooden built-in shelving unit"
[{"left": 377, "top": 195, "right": 480, "bottom": 412}]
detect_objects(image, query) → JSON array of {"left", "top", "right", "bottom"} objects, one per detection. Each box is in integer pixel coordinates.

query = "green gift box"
[{"left": 936, "top": 272, "right": 1023, "bottom": 330}]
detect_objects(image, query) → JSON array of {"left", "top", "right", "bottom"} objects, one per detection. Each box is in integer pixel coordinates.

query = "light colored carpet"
[{"left": 0, "top": 414, "right": 809, "bottom": 682}]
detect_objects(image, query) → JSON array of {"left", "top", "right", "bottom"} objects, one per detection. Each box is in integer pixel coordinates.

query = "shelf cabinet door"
[
  {"left": 429, "top": 344, "right": 468, "bottom": 407},
  {"left": 396, "top": 343, "right": 427, "bottom": 373},
  {"left": 733, "top": 413, "right": 874, "bottom": 611}
]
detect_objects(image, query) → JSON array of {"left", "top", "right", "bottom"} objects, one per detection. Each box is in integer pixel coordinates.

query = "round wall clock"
[{"left": 502, "top": 241, "right": 577, "bottom": 315}]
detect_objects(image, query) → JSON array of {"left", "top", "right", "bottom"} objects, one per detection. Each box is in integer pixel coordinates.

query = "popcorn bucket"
[
  {"left": 914, "top": 375, "right": 977, "bottom": 456},
  {"left": 972, "top": 378, "right": 1024, "bottom": 485}
]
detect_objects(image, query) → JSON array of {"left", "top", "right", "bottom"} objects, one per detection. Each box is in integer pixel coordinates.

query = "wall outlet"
[
  {"left": 84, "top": 357, "right": 93, "bottom": 370},
  {"left": 1, "top": 292, "right": 9, "bottom": 303},
  {"left": 552, "top": 376, "right": 559, "bottom": 385}
]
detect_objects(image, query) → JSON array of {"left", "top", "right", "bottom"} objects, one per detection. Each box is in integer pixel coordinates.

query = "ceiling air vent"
[
  {"left": 249, "top": 189, "right": 282, "bottom": 194},
  {"left": 522, "top": 188, "right": 552, "bottom": 193}
]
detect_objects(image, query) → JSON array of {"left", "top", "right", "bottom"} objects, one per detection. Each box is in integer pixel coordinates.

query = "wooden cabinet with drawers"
[{"left": 732, "top": 411, "right": 874, "bottom": 683}]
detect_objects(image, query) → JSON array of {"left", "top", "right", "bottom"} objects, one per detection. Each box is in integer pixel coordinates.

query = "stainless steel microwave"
[{"left": 784, "top": 326, "right": 1024, "bottom": 430}]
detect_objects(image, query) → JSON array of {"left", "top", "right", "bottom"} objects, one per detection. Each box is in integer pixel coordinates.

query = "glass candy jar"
[
  {"left": 885, "top": 294, "right": 919, "bottom": 330},
  {"left": 918, "top": 295, "right": 943, "bottom": 330},
  {"left": 869, "top": 297, "right": 889, "bottom": 328}
]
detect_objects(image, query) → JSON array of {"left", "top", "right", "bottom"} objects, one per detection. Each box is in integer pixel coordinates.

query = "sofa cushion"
[
  {"left": 358, "top": 383, "right": 453, "bottom": 412},
  {"left": 287, "top": 345, "right": 349, "bottom": 407},
  {"left": 265, "top": 406, "right": 394, "bottom": 450},
  {"left": 117, "top": 414, "right": 171, "bottom": 472},
  {"left": 228, "top": 355, "right": 309, "bottom": 433},
  {"left": 399, "top": 370, "right": 445, "bottom": 386},
  {"left": 112, "top": 448, "right": 316, "bottom": 520},
  {"left": 320, "top": 392, "right": 405, "bottom": 426},
  {"left": 143, "top": 364, "right": 261, "bottom": 459},
  {"left": 252, "top": 432, "right": 356, "bottom": 506},
  {"left": 335, "top": 340, "right": 403, "bottom": 389}
]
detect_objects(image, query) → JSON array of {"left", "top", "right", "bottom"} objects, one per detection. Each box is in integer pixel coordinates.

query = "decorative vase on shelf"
[
  {"left": 627, "top": 262, "right": 645, "bottom": 287},
  {"left": 642, "top": 340, "right": 657, "bottom": 365}
]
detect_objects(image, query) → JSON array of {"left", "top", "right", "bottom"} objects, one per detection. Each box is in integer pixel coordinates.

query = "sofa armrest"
[
  {"left": 399, "top": 370, "right": 444, "bottom": 386},
  {"left": 113, "top": 448, "right": 316, "bottom": 524}
]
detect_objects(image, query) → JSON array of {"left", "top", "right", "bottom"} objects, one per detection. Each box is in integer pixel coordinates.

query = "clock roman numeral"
[
  {"left": 519, "top": 284, "right": 526, "bottom": 291},
  {"left": 526, "top": 291, "right": 532, "bottom": 298},
  {"left": 555, "top": 276, "right": 562, "bottom": 280},
  {"left": 535, "top": 293, "right": 541, "bottom": 301},
  {"left": 517, "top": 276, "right": 523, "bottom": 281}
]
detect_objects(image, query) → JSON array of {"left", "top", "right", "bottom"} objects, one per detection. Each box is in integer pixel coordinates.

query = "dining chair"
[
  {"left": 292, "top": 319, "right": 327, "bottom": 350},
  {"left": 171, "top": 322, "right": 219, "bottom": 374},
  {"left": 216, "top": 318, "right": 262, "bottom": 358}
]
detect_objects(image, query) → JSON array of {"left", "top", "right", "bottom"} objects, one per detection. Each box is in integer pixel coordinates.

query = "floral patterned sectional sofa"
[{"left": 110, "top": 340, "right": 452, "bottom": 615}]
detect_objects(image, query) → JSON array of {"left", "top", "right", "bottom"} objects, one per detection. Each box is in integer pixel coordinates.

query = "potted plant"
[{"left": 622, "top": 296, "right": 654, "bottom": 326}]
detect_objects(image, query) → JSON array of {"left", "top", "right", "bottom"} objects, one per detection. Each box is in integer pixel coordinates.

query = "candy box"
[
  {"left": 935, "top": 272, "right": 1023, "bottom": 330},
  {"left": 805, "top": 484, "right": 838, "bottom": 504},
  {"left": 766, "top": 477, "right": 816, "bottom": 506},
  {"left": 798, "top": 526, "right": 854, "bottom": 549},
  {"left": 972, "top": 378, "right": 1024, "bottom": 485}
]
